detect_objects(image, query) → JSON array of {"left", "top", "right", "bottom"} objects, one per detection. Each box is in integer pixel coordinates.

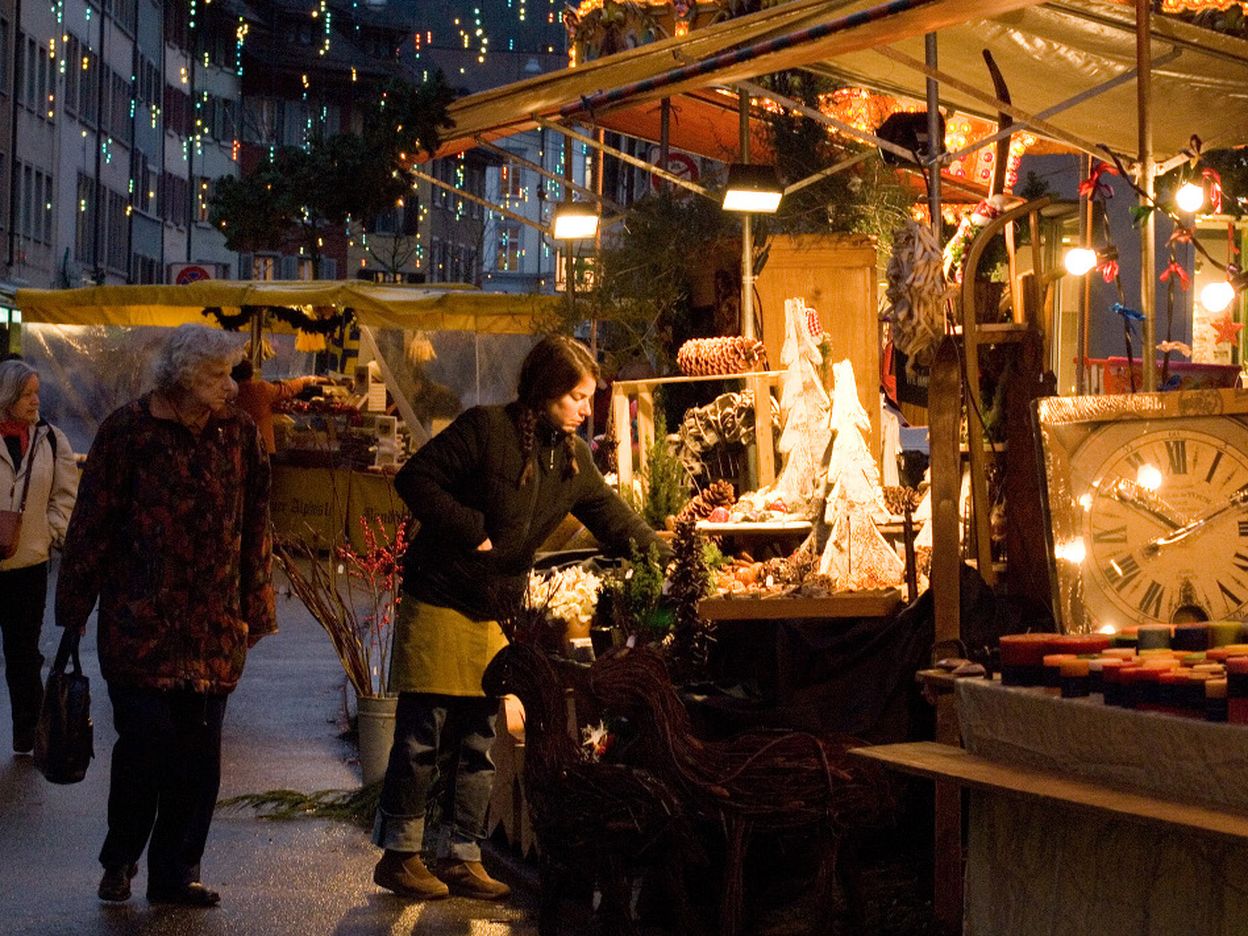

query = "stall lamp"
[
  {"left": 552, "top": 201, "right": 599, "bottom": 240},
  {"left": 721, "top": 163, "right": 783, "bottom": 214},
  {"left": 1175, "top": 181, "right": 1205, "bottom": 214},
  {"left": 1200, "top": 279, "right": 1236, "bottom": 314},
  {"left": 1063, "top": 246, "right": 1098, "bottom": 277}
]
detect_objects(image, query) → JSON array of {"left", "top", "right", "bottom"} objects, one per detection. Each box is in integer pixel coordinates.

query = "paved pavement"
[{"left": 0, "top": 561, "right": 549, "bottom": 936}]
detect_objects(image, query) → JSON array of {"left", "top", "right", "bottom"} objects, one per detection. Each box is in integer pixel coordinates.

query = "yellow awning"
[{"left": 14, "top": 281, "right": 560, "bottom": 334}]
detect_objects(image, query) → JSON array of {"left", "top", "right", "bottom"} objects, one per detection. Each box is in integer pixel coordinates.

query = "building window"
[
  {"left": 494, "top": 221, "right": 523, "bottom": 272},
  {"left": 75, "top": 173, "right": 95, "bottom": 264},
  {"left": 196, "top": 176, "right": 213, "bottom": 223},
  {"left": 252, "top": 255, "right": 276, "bottom": 280}
]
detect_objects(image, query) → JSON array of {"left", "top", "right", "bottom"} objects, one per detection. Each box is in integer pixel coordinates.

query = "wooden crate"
[{"left": 610, "top": 370, "right": 784, "bottom": 491}]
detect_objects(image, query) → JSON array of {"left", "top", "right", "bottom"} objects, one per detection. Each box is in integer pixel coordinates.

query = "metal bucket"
[{"left": 356, "top": 694, "right": 397, "bottom": 787}]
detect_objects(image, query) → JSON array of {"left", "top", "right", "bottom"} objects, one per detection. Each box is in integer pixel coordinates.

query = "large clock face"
[
  {"left": 1037, "top": 389, "right": 1248, "bottom": 634},
  {"left": 1077, "top": 422, "right": 1248, "bottom": 628}
]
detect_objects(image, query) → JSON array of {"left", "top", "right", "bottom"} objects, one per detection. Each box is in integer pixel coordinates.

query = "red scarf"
[{"left": 0, "top": 420, "right": 30, "bottom": 458}]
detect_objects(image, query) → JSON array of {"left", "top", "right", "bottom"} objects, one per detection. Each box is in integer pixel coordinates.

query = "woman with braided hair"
[{"left": 373, "top": 334, "right": 667, "bottom": 902}]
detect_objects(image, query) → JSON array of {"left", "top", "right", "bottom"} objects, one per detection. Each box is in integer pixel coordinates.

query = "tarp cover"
[
  {"left": 439, "top": 0, "right": 1248, "bottom": 164},
  {"left": 15, "top": 281, "right": 558, "bottom": 334}
]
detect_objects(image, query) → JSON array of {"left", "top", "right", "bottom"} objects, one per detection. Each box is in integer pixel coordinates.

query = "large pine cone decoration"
[
  {"left": 676, "top": 337, "right": 769, "bottom": 376},
  {"left": 674, "top": 479, "right": 736, "bottom": 525}
]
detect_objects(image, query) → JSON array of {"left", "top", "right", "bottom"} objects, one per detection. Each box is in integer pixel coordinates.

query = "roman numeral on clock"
[
  {"left": 1241, "top": 521, "right": 1248, "bottom": 537},
  {"left": 1093, "top": 525, "right": 1127, "bottom": 544},
  {"left": 1235, "top": 550, "right": 1248, "bottom": 573},
  {"left": 1104, "top": 555, "right": 1141, "bottom": 590},
  {"left": 1219, "top": 580, "right": 1244, "bottom": 609},
  {"left": 1165, "top": 440, "right": 1188, "bottom": 475},
  {"left": 1206, "top": 450, "right": 1224, "bottom": 484},
  {"left": 1138, "top": 580, "right": 1164, "bottom": 618}
]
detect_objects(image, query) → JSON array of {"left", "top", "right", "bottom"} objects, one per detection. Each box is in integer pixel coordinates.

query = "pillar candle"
[
  {"left": 1172, "top": 623, "right": 1210, "bottom": 652},
  {"left": 1136, "top": 624, "right": 1172, "bottom": 650}
]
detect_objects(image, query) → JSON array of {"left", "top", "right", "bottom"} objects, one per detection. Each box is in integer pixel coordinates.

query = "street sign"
[
  {"left": 647, "top": 147, "right": 700, "bottom": 194},
  {"left": 169, "top": 262, "right": 214, "bottom": 285}
]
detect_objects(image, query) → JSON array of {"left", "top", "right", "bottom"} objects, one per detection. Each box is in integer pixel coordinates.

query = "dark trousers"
[
  {"left": 99, "top": 685, "right": 228, "bottom": 889},
  {"left": 373, "top": 693, "right": 498, "bottom": 862},
  {"left": 0, "top": 562, "right": 48, "bottom": 743}
]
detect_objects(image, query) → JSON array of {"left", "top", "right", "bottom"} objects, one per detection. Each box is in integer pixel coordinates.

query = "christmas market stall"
[
  {"left": 421, "top": 0, "right": 1248, "bottom": 931},
  {"left": 14, "top": 280, "right": 560, "bottom": 550}
]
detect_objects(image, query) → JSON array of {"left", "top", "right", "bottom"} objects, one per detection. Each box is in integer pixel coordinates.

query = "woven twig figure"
[
  {"left": 482, "top": 643, "right": 703, "bottom": 936},
  {"left": 587, "top": 645, "right": 891, "bottom": 935}
]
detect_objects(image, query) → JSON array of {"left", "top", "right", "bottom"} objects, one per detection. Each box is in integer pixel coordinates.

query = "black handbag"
[{"left": 33, "top": 627, "right": 94, "bottom": 784}]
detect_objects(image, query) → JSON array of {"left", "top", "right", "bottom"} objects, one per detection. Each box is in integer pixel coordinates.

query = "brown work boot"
[
  {"left": 373, "top": 850, "right": 450, "bottom": 900},
  {"left": 437, "top": 859, "right": 511, "bottom": 900}
]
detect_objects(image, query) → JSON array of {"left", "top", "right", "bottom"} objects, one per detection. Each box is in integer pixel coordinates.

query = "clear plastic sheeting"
[
  {"left": 23, "top": 324, "right": 169, "bottom": 455},
  {"left": 21, "top": 323, "right": 538, "bottom": 456},
  {"left": 364, "top": 328, "right": 536, "bottom": 441}
]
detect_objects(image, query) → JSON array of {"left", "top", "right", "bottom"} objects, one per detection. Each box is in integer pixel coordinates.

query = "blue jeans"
[{"left": 372, "top": 692, "right": 498, "bottom": 862}]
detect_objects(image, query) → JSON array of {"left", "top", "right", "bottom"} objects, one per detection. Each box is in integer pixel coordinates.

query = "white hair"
[
  {"left": 0, "top": 359, "right": 37, "bottom": 416},
  {"left": 153, "top": 325, "right": 244, "bottom": 394}
]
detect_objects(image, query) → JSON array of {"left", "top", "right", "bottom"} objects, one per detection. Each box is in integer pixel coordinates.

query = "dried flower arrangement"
[{"left": 274, "top": 515, "right": 410, "bottom": 698}]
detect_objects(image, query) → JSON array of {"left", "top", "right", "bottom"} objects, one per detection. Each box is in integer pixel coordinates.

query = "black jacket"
[{"left": 397, "top": 403, "right": 665, "bottom": 620}]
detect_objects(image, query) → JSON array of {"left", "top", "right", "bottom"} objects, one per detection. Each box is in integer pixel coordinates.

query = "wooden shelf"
[
  {"left": 699, "top": 587, "right": 903, "bottom": 621},
  {"left": 696, "top": 520, "right": 812, "bottom": 535},
  {"left": 849, "top": 741, "right": 1248, "bottom": 843}
]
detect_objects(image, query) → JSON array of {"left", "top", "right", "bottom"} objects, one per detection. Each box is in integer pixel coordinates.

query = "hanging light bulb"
[
  {"left": 1063, "top": 247, "right": 1098, "bottom": 277},
  {"left": 1200, "top": 279, "right": 1235, "bottom": 314},
  {"left": 1175, "top": 181, "right": 1205, "bottom": 214}
]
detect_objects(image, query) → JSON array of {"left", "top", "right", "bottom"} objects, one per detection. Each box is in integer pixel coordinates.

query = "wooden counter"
[{"left": 699, "top": 587, "right": 903, "bottom": 621}]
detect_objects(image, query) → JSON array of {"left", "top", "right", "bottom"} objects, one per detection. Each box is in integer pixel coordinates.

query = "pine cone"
[
  {"left": 675, "top": 479, "right": 736, "bottom": 525},
  {"left": 676, "top": 337, "right": 769, "bottom": 376}
]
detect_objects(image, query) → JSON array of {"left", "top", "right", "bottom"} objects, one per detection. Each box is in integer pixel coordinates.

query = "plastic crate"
[{"left": 1091, "top": 357, "right": 1241, "bottom": 394}]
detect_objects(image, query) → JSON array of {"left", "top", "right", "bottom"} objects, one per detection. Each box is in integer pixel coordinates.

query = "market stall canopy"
[
  {"left": 436, "top": 0, "right": 1248, "bottom": 165},
  {"left": 14, "top": 281, "right": 559, "bottom": 334}
]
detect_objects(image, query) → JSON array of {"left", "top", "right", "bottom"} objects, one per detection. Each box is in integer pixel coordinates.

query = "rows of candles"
[{"left": 999, "top": 622, "right": 1248, "bottom": 723}]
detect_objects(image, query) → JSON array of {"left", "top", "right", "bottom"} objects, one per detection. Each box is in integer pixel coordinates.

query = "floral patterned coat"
[{"left": 55, "top": 395, "right": 275, "bottom": 694}]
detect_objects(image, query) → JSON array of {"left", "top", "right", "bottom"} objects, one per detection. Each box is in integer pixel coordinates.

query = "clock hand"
[
  {"left": 1101, "top": 478, "right": 1187, "bottom": 530},
  {"left": 1141, "top": 487, "right": 1248, "bottom": 556}
]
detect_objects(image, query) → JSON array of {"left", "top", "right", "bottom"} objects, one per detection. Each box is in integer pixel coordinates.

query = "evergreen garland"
[{"left": 199, "top": 304, "right": 355, "bottom": 335}]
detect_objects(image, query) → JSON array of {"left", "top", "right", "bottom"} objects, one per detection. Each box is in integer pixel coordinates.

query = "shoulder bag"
[{"left": 0, "top": 432, "right": 37, "bottom": 560}]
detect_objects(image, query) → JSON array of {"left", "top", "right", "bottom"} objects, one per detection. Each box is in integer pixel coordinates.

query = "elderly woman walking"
[
  {"left": 0, "top": 359, "right": 77, "bottom": 755},
  {"left": 56, "top": 324, "right": 275, "bottom": 907}
]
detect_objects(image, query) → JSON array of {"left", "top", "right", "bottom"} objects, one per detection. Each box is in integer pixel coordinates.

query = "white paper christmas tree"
[
  {"left": 818, "top": 359, "right": 906, "bottom": 590},
  {"left": 735, "top": 298, "right": 832, "bottom": 520}
]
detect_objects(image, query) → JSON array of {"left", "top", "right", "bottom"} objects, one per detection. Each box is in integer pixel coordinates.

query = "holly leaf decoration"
[{"left": 1129, "top": 204, "right": 1155, "bottom": 227}]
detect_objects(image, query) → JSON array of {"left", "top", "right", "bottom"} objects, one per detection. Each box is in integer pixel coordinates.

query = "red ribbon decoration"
[
  {"left": 1099, "top": 259, "right": 1119, "bottom": 283},
  {"left": 1078, "top": 161, "right": 1118, "bottom": 200},
  {"left": 1160, "top": 260, "right": 1190, "bottom": 290},
  {"left": 1202, "top": 167, "right": 1224, "bottom": 215},
  {"left": 1167, "top": 226, "right": 1193, "bottom": 246}
]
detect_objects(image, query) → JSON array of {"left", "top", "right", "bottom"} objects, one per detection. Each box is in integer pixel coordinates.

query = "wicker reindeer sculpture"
[
  {"left": 481, "top": 641, "right": 703, "bottom": 936},
  {"left": 586, "top": 645, "right": 891, "bottom": 935}
]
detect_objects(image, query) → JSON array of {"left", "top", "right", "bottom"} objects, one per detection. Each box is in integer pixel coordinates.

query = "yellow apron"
[{"left": 388, "top": 599, "right": 509, "bottom": 696}]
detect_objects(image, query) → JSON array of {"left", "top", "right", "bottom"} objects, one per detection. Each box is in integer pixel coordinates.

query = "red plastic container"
[{"left": 1093, "top": 357, "right": 1240, "bottom": 394}]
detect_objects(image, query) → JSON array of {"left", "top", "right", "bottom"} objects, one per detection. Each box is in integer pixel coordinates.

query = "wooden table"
[{"left": 858, "top": 679, "right": 1248, "bottom": 936}]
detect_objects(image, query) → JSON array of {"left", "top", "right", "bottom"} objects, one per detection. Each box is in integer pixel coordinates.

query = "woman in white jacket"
[{"left": 0, "top": 359, "right": 77, "bottom": 754}]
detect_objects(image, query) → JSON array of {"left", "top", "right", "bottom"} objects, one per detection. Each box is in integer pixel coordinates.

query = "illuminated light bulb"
[
  {"left": 1063, "top": 247, "right": 1097, "bottom": 277},
  {"left": 1097, "top": 624, "right": 1117, "bottom": 636},
  {"left": 1136, "top": 464, "right": 1163, "bottom": 492},
  {"left": 1175, "top": 181, "right": 1205, "bottom": 214},
  {"left": 1200, "top": 280, "right": 1235, "bottom": 314}
]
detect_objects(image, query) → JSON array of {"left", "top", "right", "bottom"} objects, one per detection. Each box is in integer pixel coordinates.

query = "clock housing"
[{"left": 1036, "top": 388, "right": 1248, "bottom": 633}]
